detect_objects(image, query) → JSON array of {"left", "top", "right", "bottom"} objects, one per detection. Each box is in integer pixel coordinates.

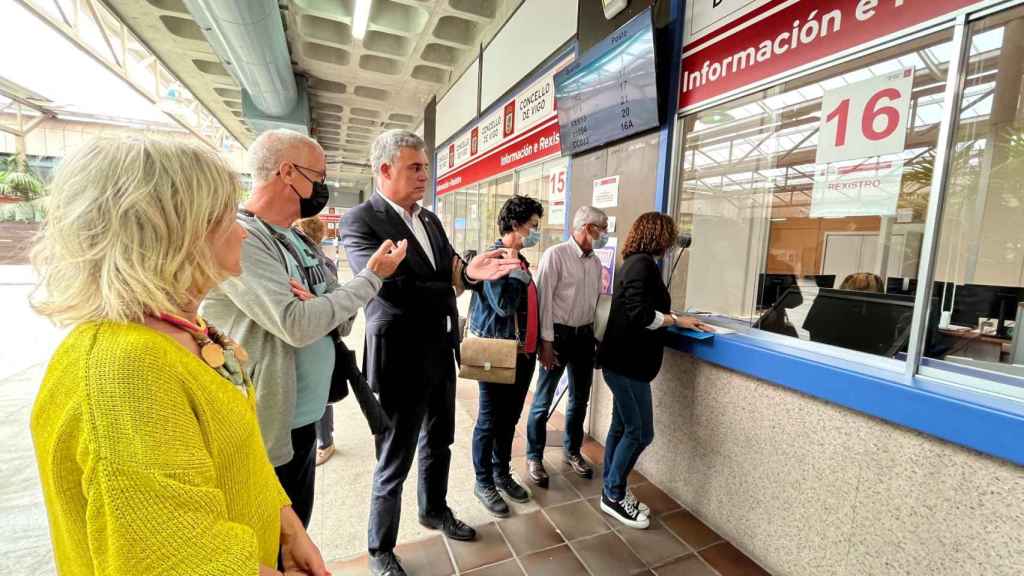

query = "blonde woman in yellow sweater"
[{"left": 29, "top": 137, "right": 329, "bottom": 576}]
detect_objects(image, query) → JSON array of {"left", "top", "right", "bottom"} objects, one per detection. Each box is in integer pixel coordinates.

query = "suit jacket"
[
  {"left": 598, "top": 253, "right": 671, "bottom": 382},
  {"left": 341, "top": 193, "right": 461, "bottom": 395}
]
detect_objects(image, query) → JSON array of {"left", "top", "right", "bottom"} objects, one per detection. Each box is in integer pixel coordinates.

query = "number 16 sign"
[{"left": 816, "top": 69, "right": 914, "bottom": 164}]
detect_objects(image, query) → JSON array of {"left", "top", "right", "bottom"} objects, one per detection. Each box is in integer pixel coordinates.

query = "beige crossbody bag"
[{"left": 459, "top": 307, "right": 521, "bottom": 384}]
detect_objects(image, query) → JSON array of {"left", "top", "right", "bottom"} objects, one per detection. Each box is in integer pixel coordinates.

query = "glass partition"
[{"left": 672, "top": 29, "right": 956, "bottom": 363}]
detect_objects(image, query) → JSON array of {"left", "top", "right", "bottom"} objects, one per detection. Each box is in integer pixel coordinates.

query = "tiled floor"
[{"left": 327, "top": 436, "right": 771, "bottom": 576}]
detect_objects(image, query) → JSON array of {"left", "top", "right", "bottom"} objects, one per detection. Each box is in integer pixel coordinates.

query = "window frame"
[{"left": 667, "top": 0, "right": 1024, "bottom": 398}]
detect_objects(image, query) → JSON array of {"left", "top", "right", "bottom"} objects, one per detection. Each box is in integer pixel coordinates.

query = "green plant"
[{"left": 0, "top": 154, "right": 44, "bottom": 201}]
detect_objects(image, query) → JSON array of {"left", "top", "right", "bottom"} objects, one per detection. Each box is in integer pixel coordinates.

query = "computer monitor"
[
  {"left": 756, "top": 273, "right": 799, "bottom": 309},
  {"left": 950, "top": 284, "right": 1024, "bottom": 337},
  {"left": 801, "top": 288, "right": 940, "bottom": 357},
  {"left": 810, "top": 274, "right": 836, "bottom": 288}
]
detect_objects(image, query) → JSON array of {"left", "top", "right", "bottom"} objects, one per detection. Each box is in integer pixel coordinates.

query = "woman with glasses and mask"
[
  {"left": 597, "top": 212, "right": 712, "bottom": 530},
  {"left": 468, "top": 195, "right": 545, "bottom": 518}
]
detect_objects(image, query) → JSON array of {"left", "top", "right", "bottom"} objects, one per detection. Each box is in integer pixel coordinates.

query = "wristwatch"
[{"left": 669, "top": 313, "right": 679, "bottom": 326}]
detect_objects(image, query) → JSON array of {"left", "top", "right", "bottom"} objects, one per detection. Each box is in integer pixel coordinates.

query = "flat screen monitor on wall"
[{"left": 554, "top": 7, "right": 659, "bottom": 156}]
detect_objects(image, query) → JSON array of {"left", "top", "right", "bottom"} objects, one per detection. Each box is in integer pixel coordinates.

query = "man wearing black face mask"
[{"left": 201, "top": 129, "right": 408, "bottom": 528}]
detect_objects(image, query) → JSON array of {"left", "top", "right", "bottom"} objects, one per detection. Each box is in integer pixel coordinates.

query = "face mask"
[
  {"left": 592, "top": 231, "right": 609, "bottom": 250},
  {"left": 522, "top": 228, "right": 541, "bottom": 248},
  {"left": 288, "top": 165, "right": 330, "bottom": 218}
]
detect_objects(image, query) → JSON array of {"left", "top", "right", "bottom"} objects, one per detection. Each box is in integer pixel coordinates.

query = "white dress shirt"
[
  {"left": 535, "top": 238, "right": 603, "bottom": 342},
  {"left": 378, "top": 191, "right": 435, "bottom": 269}
]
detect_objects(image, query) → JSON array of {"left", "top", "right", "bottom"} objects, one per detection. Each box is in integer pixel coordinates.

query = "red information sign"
[
  {"left": 678, "top": 0, "right": 981, "bottom": 111},
  {"left": 436, "top": 120, "right": 561, "bottom": 195}
]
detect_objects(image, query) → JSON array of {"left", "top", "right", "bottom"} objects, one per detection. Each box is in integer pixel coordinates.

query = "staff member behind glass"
[
  {"left": 526, "top": 206, "right": 608, "bottom": 486},
  {"left": 30, "top": 137, "right": 327, "bottom": 575},
  {"left": 597, "top": 212, "right": 712, "bottom": 529}
]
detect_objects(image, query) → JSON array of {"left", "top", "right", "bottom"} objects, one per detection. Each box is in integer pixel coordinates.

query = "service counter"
[{"left": 586, "top": 328, "right": 1024, "bottom": 576}]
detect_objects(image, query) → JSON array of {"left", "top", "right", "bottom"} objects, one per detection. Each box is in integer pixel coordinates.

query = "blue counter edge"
[{"left": 664, "top": 328, "right": 1024, "bottom": 466}]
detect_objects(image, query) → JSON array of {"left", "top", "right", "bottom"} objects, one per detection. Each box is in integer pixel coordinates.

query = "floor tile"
[
  {"left": 545, "top": 499, "right": 612, "bottom": 541},
  {"left": 581, "top": 437, "right": 606, "bottom": 462},
  {"left": 616, "top": 523, "right": 693, "bottom": 567},
  {"left": 628, "top": 468, "right": 649, "bottom": 486},
  {"left": 526, "top": 471, "right": 584, "bottom": 508},
  {"left": 699, "top": 542, "right": 771, "bottom": 576},
  {"left": 564, "top": 468, "right": 605, "bottom": 498},
  {"left": 326, "top": 554, "right": 369, "bottom": 576},
  {"left": 652, "top": 554, "right": 719, "bottom": 576},
  {"left": 629, "top": 482, "right": 683, "bottom": 517},
  {"left": 447, "top": 522, "right": 513, "bottom": 573},
  {"left": 463, "top": 558, "right": 525, "bottom": 576},
  {"left": 511, "top": 435, "right": 527, "bottom": 457},
  {"left": 518, "top": 543, "right": 589, "bottom": 576},
  {"left": 393, "top": 535, "right": 454, "bottom": 576},
  {"left": 496, "top": 509, "right": 565, "bottom": 556},
  {"left": 660, "top": 510, "right": 724, "bottom": 551},
  {"left": 572, "top": 531, "right": 647, "bottom": 576}
]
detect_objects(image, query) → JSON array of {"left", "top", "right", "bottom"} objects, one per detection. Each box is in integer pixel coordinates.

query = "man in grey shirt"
[
  {"left": 201, "top": 129, "right": 406, "bottom": 527},
  {"left": 526, "top": 206, "right": 608, "bottom": 486}
]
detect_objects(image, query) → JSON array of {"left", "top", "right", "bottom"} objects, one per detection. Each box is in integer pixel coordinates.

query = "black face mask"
[{"left": 288, "top": 164, "right": 330, "bottom": 218}]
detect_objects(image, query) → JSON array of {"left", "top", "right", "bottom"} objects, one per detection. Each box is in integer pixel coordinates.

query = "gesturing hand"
[
  {"left": 465, "top": 248, "right": 521, "bottom": 281},
  {"left": 367, "top": 239, "right": 408, "bottom": 279}
]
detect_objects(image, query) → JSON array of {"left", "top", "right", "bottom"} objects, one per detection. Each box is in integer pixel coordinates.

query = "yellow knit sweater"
[{"left": 32, "top": 321, "right": 291, "bottom": 575}]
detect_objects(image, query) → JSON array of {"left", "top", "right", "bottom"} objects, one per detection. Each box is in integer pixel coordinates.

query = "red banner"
[
  {"left": 678, "top": 0, "right": 980, "bottom": 110},
  {"left": 436, "top": 119, "right": 561, "bottom": 195}
]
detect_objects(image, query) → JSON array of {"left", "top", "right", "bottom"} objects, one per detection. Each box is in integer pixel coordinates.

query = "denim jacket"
[{"left": 468, "top": 239, "right": 535, "bottom": 347}]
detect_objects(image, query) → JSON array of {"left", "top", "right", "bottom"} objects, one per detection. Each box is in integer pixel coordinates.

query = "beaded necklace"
[{"left": 156, "top": 313, "right": 251, "bottom": 396}]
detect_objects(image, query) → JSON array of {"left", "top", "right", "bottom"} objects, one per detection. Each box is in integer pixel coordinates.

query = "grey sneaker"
[
  {"left": 494, "top": 473, "right": 531, "bottom": 503},
  {"left": 369, "top": 552, "right": 406, "bottom": 576},
  {"left": 475, "top": 483, "right": 510, "bottom": 518}
]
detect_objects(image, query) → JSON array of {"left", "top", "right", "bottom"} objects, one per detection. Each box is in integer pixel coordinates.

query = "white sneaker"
[{"left": 600, "top": 494, "right": 650, "bottom": 529}]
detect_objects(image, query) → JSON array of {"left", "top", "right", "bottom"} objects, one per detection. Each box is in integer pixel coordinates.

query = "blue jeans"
[
  {"left": 526, "top": 325, "right": 594, "bottom": 461},
  {"left": 601, "top": 368, "right": 654, "bottom": 502},
  {"left": 472, "top": 353, "right": 535, "bottom": 486}
]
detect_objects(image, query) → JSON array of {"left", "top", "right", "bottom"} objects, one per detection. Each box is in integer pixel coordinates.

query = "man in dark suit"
[{"left": 341, "top": 129, "right": 520, "bottom": 576}]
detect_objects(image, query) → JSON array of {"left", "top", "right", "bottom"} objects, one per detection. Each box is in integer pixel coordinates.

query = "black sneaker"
[
  {"left": 493, "top": 473, "right": 530, "bottom": 503},
  {"left": 475, "top": 483, "right": 510, "bottom": 517},
  {"left": 419, "top": 507, "right": 478, "bottom": 540},
  {"left": 625, "top": 488, "right": 650, "bottom": 517},
  {"left": 600, "top": 493, "right": 650, "bottom": 529},
  {"left": 369, "top": 551, "right": 407, "bottom": 576}
]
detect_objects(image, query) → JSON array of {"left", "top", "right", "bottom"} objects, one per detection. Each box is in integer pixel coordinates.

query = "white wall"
[
  {"left": 481, "top": 0, "right": 577, "bottom": 110},
  {"left": 435, "top": 58, "right": 479, "bottom": 147}
]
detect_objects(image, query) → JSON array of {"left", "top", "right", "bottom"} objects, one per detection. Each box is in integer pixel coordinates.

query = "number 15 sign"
[{"left": 817, "top": 69, "right": 914, "bottom": 164}]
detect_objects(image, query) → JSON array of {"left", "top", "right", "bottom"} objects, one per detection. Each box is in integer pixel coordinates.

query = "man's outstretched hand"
[{"left": 465, "top": 248, "right": 521, "bottom": 281}]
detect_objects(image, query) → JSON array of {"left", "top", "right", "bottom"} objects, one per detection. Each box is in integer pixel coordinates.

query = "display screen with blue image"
[{"left": 554, "top": 7, "right": 659, "bottom": 156}]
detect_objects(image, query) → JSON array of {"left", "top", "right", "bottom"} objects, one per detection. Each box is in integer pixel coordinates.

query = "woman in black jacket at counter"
[{"left": 597, "top": 212, "right": 712, "bottom": 529}]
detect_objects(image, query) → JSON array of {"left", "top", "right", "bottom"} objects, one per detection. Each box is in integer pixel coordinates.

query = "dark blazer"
[
  {"left": 341, "top": 193, "right": 462, "bottom": 394},
  {"left": 598, "top": 253, "right": 671, "bottom": 382}
]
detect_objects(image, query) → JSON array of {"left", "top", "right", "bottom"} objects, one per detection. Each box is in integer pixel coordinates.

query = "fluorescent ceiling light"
[{"left": 353, "top": 0, "right": 372, "bottom": 40}]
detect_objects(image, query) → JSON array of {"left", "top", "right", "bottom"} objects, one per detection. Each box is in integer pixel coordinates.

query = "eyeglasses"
[{"left": 291, "top": 163, "right": 326, "bottom": 185}]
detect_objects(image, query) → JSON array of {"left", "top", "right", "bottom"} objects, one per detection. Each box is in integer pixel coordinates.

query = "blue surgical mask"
[
  {"left": 593, "top": 231, "right": 609, "bottom": 250},
  {"left": 522, "top": 228, "right": 541, "bottom": 248}
]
